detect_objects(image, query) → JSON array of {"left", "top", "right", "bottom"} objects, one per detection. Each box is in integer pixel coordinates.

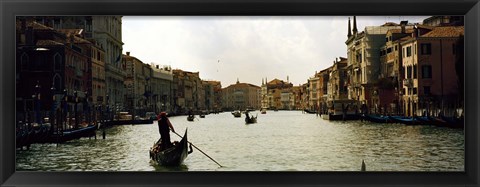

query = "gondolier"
[{"left": 158, "top": 112, "right": 175, "bottom": 150}]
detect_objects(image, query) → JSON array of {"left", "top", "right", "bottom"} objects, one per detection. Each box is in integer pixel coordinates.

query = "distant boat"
[
  {"left": 304, "top": 109, "right": 316, "bottom": 114},
  {"left": 232, "top": 110, "right": 241, "bottom": 118},
  {"left": 245, "top": 114, "right": 257, "bottom": 124},
  {"left": 261, "top": 108, "right": 267, "bottom": 114},
  {"left": 187, "top": 115, "right": 195, "bottom": 121}
]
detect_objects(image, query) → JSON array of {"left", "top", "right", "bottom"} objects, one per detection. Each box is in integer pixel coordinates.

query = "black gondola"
[
  {"left": 362, "top": 114, "right": 391, "bottom": 123},
  {"left": 150, "top": 130, "right": 191, "bottom": 166},
  {"left": 388, "top": 116, "right": 418, "bottom": 125},
  {"left": 46, "top": 124, "right": 98, "bottom": 143},
  {"left": 187, "top": 115, "right": 195, "bottom": 121},
  {"left": 304, "top": 109, "right": 316, "bottom": 114},
  {"left": 245, "top": 113, "right": 257, "bottom": 124}
]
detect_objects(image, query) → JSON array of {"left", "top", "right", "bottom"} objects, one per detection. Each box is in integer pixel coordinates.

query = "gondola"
[
  {"left": 304, "top": 109, "right": 316, "bottom": 114},
  {"left": 415, "top": 116, "right": 433, "bottom": 125},
  {"left": 149, "top": 130, "right": 192, "bottom": 166},
  {"left": 245, "top": 113, "right": 257, "bottom": 124},
  {"left": 46, "top": 124, "right": 98, "bottom": 143},
  {"left": 187, "top": 115, "right": 195, "bottom": 121},
  {"left": 388, "top": 116, "right": 418, "bottom": 125},
  {"left": 362, "top": 114, "right": 391, "bottom": 123}
]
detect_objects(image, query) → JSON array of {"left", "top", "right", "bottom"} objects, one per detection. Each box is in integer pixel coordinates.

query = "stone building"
[
  {"left": 378, "top": 22, "right": 414, "bottom": 115},
  {"left": 346, "top": 16, "right": 414, "bottom": 112},
  {"left": 400, "top": 25, "right": 464, "bottom": 117},
  {"left": 150, "top": 64, "right": 173, "bottom": 114},
  {"left": 32, "top": 16, "right": 126, "bottom": 114},
  {"left": 222, "top": 79, "right": 261, "bottom": 111},
  {"left": 327, "top": 57, "right": 349, "bottom": 103},
  {"left": 123, "top": 52, "right": 152, "bottom": 117},
  {"left": 261, "top": 78, "right": 293, "bottom": 110},
  {"left": 16, "top": 19, "right": 91, "bottom": 129},
  {"left": 204, "top": 81, "right": 222, "bottom": 112},
  {"left": 172, "top": 69, "right": 202, "bottom": 114}
]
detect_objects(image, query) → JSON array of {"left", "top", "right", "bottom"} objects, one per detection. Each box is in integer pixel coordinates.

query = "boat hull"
[
  {"left": 362, "top": 114, "right": 391, "bottom": 123},
  {"left": 150, "top": 130, "right": 189, "bottom": 166}
]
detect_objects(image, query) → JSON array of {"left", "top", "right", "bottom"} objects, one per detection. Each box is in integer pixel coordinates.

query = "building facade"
[
  {"left": 401, "top": 26, "right": 464, "bottom": 117},
  {"left": 222, "top": 79, "right": 261, "bottom": 111}
]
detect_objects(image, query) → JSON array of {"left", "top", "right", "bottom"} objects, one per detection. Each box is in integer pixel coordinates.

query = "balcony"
[{"left": 403, "top": 79, "right": 413, "bottom": 88}]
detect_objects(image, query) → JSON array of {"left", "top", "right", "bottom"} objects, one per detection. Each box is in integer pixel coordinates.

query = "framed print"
[{"left": 1, "top": 0, "right": 479, "bottom": 186}]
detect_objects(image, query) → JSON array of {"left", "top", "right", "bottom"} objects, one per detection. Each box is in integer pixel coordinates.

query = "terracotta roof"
[
  {"left": 421, "top": 26, "right": 464, "bottom": 37},
  {"left": 387, "top": 28, "right": 414, "bottom": 34},
  {"left": 382, "top": 22, "right": 400, "bottom": 26},
  {"left": 416, "top": 24, "right": 435, "bottom": 30},
  {"left": 267, "top": 78, "right": 285, "bottom": 85}
]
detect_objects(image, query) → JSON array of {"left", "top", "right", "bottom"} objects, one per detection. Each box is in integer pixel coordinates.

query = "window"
[
  {"left": 422, "top": 65, "right": 432, "bottom": 78},
  {"left": 424, "top": 86, "right": 431, "bottom": 95},
  {"left": 406, "top": 46, "right": 412, "bottom": 57},
  {"left": 387, "top": 48, "right": 392, "bottom": 53},
  {"left": 413, "top": 88, "right": 417, "bottom": 95},
  {"left": 413, "top": 65, "right": 417, "bottom": 79},
  {"left": 421, "top": 43, "right": 431, "bottom": 55},
  {"left": 395, "top": 46, "right": 398, "bottom": 51},
  {"left": 407, "top": 66, "right": 412, "bottom": 79},
  {"left": 54, "top": 53, "right": 62, "bottom": 71}
]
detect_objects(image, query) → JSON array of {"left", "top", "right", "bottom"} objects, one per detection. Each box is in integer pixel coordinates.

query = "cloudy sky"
[{"left": 122, "top": 16, "right": 427, "bottom": 88}]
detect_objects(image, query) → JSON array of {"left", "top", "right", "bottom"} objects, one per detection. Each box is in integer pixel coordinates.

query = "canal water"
[{"left": 16, "top": 111, "right": 464, "bottom": 171}]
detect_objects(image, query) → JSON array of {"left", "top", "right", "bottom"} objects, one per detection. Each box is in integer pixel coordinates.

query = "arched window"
[
  {"left": 54, "top": 53, "right": 62, "bottom": 71},
  {"left": 21, "top": 53, "right": 29, "bottom": 70},
  {"left": 53, "top": 74, "right": 62, "bottom": 91}
]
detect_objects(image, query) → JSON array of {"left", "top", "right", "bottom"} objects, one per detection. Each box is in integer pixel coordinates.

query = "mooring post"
[
  {"left": 361, "top": 159, "right": 366, "bottom": 171},
  {"left": 102, "top": 129, "right": 106, "bottom": 139}
]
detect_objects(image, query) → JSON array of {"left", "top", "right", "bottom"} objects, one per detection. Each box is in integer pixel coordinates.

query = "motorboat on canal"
[{"left": 149, "top": 130, "right": 192, "bottom": 166}]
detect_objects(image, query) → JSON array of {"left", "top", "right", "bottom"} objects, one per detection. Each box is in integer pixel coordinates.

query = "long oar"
[{"left": 172, "top": 131, "right": 223, "bottom": 167}]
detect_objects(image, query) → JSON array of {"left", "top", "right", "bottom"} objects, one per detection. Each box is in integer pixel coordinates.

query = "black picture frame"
[{"left": 1, "top": 0, "right": 479, "bottom": 186}]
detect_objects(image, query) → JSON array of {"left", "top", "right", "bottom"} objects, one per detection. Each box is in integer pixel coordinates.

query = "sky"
[{"left": 122, "top": 16, "right": 428, "bottom": 88}]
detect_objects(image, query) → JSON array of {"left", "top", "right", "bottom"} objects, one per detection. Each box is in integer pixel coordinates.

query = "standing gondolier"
[{"left": 158, "top": 112, "right": 175, "bottom": 150}]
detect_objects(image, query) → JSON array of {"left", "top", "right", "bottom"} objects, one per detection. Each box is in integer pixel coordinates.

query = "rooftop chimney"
[
  {"left": 413, "top": 25, "right": 418, "bottom": 38},
  {"left": 126, "top": 52, "right": 130, "bottom": 56},
  {"left": 400, "top": 20, "right": 408, "bottom": 34}
]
